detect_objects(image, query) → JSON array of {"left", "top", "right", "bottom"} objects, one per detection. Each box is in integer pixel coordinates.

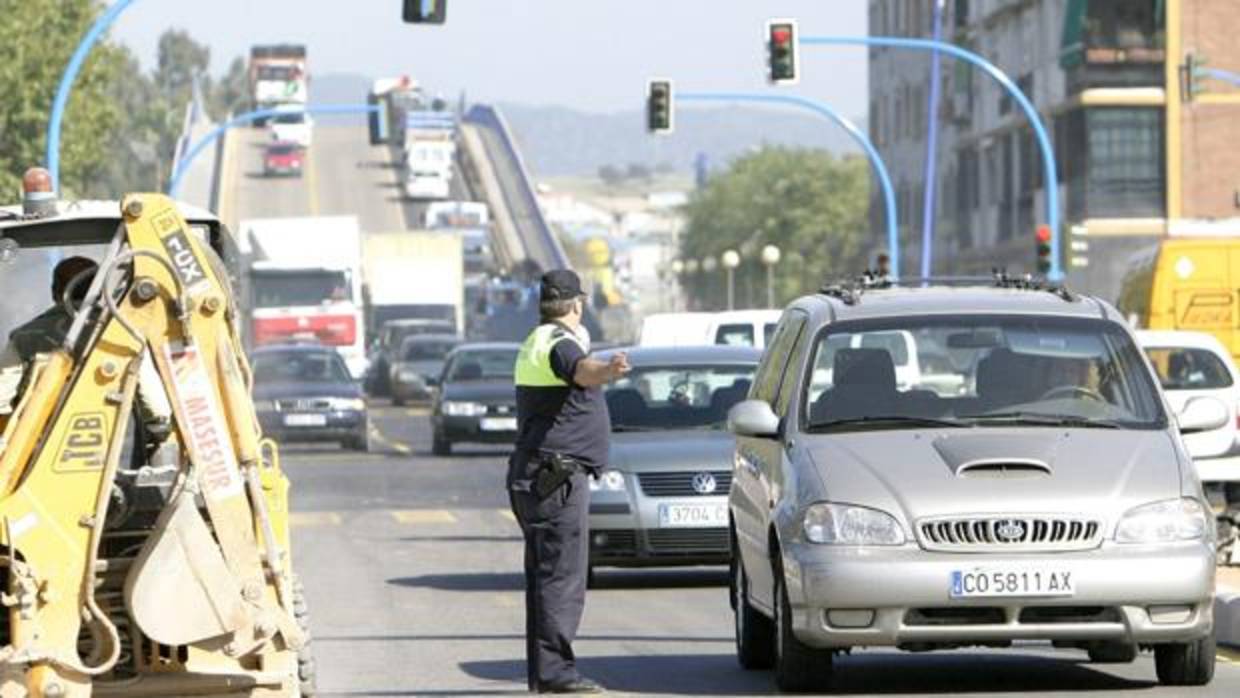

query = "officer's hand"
[{"left": 608, "top": 353, "right": 631, "bottom": 380}]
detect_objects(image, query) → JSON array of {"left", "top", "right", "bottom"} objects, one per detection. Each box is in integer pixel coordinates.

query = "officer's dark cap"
[{"left": 539, "top": 269, "right": 586, "bottom": 302}]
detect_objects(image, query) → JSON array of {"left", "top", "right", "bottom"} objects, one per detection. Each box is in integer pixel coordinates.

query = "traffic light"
[
  {"left": 1035, "top": 225, "right": 1053, "bottom": 275},
  {"left": 1184, "top": 53, "right": 1208, "bottom": 101},
  {"left": 766, "top": 19, "right": 799, "bottom": 85},
  {"left": 647, "top": 79, "right": 674, "bottom": 134},
  {"left": 403, "top": 0, "right": 447, "bottom": 24}
]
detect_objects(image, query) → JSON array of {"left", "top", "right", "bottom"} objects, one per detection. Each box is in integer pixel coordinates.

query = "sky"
[{"left": 109, "top": 0, "right": 869, "bottom": 115}]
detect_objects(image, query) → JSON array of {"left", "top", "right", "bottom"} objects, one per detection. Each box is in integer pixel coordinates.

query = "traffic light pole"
[
  {"left": 45, "top": 0, "right": 141, "bottom": 193},
  {"left": 167, "top": 103, "right": 380, "bottom": 198},
  {"left": 679, "top": 92, "right": 901, "bottom": 280},
  {"left": 801, "top": 35, "right": 1063, "bottom": 281}
]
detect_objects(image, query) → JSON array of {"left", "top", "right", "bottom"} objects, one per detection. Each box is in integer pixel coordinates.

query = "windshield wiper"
[
  {"left": 961, "top": 412, "right": 1123, "bottom": 429},
  {"left": 806, "top": 415, "right": 969, "bottom": 432},
  {"left": 611, "top": 425, "right": 661, "bottom": 432}
]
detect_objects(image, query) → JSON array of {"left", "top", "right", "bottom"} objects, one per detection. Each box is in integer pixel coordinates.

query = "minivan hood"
[
  {"left": 610, "top": 430, "right": 735, "bottom": 473},
  {"left": 805, "top": 428, "right": 1183, "bottom": 526}
]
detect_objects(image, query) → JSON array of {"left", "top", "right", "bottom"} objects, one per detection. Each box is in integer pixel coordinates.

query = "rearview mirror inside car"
[
  {"left": 728, "top": 399, "right": 781, "bottom": 438},
  {"left": 1178, "top": 396, "right": 1229, "bottom": 434}
]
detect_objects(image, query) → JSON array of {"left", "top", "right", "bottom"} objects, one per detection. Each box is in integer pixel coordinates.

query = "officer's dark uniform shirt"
[{"left": 513, "top": 323, "right": 610, "bottom": 472}]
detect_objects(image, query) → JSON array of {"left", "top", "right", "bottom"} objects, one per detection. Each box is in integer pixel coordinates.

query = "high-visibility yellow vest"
[{"left": 514, "top": 323, "right": 585, "bottom": 388}]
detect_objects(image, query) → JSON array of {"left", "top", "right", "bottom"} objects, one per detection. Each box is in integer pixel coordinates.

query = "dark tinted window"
[
  {"left": 446, "top": 349, "right": 518, "bottom": 381},
  {"left": 253, "top": 271, "right": 349, "bottom": 308},
  {"left": 606, "top": 364, "right": 756, "bottom": 431},
  {"left": 1146, "top": 347, "right": 1234, "bottom": 390},
  {"left": 253, "top": 352, "right": 351, "bottom": 384},
  {"left": 403, "top": 340, "right": 459, "bottom": 361}
]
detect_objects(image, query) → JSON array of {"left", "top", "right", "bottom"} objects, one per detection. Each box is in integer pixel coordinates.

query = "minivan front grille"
[
  {"left": 917, "top": 515, "right": 1102, "bottom": 552},
  {"left": 638, "top": 471, "right": 732, "bottom": 497}
]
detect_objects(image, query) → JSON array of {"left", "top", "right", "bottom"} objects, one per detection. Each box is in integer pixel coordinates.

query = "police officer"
[{"left": 509, "top": 269, "right": 629, "bottom": 694}]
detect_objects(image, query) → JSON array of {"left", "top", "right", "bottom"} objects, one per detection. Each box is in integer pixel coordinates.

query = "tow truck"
[{"left": 0, "top": 170, "right": 314, "bottom": 697}]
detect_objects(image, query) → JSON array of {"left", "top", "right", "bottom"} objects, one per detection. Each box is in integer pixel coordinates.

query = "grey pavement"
[{"left": 283, "top": 406, "right": 1240, "bottom": 697}]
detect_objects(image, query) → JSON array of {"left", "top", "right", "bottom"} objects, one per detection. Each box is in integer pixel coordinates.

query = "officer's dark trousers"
[{"left": 509, "top": 470, "right": 590, "bottom": 690}]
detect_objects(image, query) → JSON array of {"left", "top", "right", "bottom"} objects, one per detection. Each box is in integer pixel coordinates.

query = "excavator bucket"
[{"left": 123, "top": 492, "right": 248, "bottom": 646}]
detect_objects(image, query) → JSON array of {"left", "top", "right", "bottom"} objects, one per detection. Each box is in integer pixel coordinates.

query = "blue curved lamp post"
[
  {"left": 801, "top": 35, "right": 1063, "bottom": 281},
  {"left": 1204, "top": 67, "right": 1240, "bottom": 87},
  {"left": 167, "top": 103, "right": 380, "bottom": 197},
  {"left": 46, "top": 0, "right": 141, "bottom": 192},
  {"left": 679, "top": 92, "right": 901, "bottom": 281}
]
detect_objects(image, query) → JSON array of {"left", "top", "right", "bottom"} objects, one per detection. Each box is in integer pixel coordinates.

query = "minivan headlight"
[
  {"left": 1115, "top": 498, "right": 1209, "bottom": 544},
  {"left": 802, "top": 503, "right": 905, "bottom": 545},
  {"left": 589, "top": 471, "right": 626, "bottom": 492}
]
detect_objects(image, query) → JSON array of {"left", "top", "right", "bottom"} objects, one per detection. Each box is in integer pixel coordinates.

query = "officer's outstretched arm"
[{"left": 572, "top": 353, "right": 630, "bottom": 387}]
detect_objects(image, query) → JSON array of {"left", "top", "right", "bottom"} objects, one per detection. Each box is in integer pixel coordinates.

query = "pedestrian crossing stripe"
[
  {"left": 391, "top": 510, "right": 458, "bottom": 524},
  {"left": 289, "top": 511, "right": 343, "bottom": 527}
]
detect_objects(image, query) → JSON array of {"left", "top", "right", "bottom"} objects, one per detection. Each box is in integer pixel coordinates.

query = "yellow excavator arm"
[{"left": 0, "top": 195, "right": 305, "bottom": 697}]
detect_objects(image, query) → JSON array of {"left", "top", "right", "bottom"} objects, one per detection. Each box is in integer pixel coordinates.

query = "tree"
[
  {"left": 679, "top": 147, "right": 871, "bottom": 309},
  {"left": 0, "top": 0, "right": 127, "bottom": 199},
  {"left": 209, "top": 56, "right": 250, "bottom": 119}
]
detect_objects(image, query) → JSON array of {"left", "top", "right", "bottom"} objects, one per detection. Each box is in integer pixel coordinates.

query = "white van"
[
  {"left": 706, "top": 310, "right": 783, "bottom": 349},
  {"left": 637, "top": 312, "right": 714, "bottom": 347}
]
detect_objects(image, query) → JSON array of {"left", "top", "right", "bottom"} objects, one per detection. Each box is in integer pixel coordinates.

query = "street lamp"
[
  {"left": 761, "top": 244, "right": 781, "bottom": 308},
  {"left": 721, "top": 249, "right": 740, "bottom": 310},
  {"left": 685, "top": 258, "right": 700, "bottom": 274},
  {"left": 670, "top": 259, "right": 684, "bottom": 275},
  {"left": 702, "top": 256, "right": 717, "bottom": 272}
]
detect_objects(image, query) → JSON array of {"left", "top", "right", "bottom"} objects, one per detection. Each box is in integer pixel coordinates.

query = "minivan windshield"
[{"left": 804, "top": 316, "right": 1166, "bottom": 431}]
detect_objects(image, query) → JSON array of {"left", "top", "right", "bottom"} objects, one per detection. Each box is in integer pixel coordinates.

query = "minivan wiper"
[
  {"left": 806, "top": 415, "right": 969, "bottom": 432},
  {"left": 962, "top": 412, "right": 1123, "bottom": 429}
]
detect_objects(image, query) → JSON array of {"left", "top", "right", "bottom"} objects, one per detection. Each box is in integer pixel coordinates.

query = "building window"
[{"left": 1063, "top": 107, "right": 1165, "bottom": 219}]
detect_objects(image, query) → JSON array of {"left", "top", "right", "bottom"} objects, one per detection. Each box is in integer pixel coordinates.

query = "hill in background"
[{"left": 311, "top": 73, "right": 862, "bottom": 177}]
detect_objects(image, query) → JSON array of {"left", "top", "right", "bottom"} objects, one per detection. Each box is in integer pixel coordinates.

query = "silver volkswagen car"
[
  {"left": 588, "top": 345, "right": 761, "bottom": 584},
  {"left": 728, "top": 279, "right": 1218, "bottom": 692}
]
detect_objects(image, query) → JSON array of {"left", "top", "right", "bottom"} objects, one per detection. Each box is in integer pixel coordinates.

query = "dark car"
[
  {"left": 366, "top": 318, "right": 457, "bottom": 397},
  {"left": 252, "top": 344, "right": 370, "bottom": 451},
  {"left": 429, "top": 342, "right": 520, "bottom": 455},
  {"left": 390, "top": 333, "right": 461, "bottom": 405},
  {"left": 263, "top": 142, "right": 305, "bottom": 177}
]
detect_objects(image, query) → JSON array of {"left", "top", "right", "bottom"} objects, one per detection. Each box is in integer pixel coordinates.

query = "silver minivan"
[{"left": 728, "top": 280, "right": 1218, "bottom": 692}]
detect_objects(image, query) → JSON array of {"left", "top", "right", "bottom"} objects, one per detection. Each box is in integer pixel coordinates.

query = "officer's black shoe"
[{"left": 536, "top": 677, "right": 605, "bottom": 694}]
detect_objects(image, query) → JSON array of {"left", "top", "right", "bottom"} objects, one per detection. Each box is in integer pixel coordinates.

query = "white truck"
[
  {"left": 362, "top": 231, "right": 464, "bottom": 336},
  {"left": 249, "top": 44, "right": 308, "bottom": 122},
  {"left": 402, "top": 111, "right": 457, "bottom": 201},
  {"left": 239, "top": 216, "right": 368, "bottom": 378}
]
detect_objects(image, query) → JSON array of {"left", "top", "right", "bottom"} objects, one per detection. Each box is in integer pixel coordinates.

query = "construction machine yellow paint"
[
  {"left": 1118, "top": 237, "right": 1240, "bottom": 363},
  {"left": 0, "top": 177, "right": 313, "bottom": 697}
]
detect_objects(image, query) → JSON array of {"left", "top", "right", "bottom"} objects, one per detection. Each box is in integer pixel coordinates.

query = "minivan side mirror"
[
  {"left": 729, "top": 399, "right": 781, "bottom": 438},
  {"left": 1178, "top": 396, "right": 1229, "bottom": 434}
]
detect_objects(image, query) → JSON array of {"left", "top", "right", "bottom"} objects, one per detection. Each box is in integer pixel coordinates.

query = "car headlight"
[
  {"left": 252, "top": 399, "right": 276, "bottom": 412},
  {"left": 327, "top": 397, "right": 366, "bottom": 411},
  {"left": 1115, "top": 498, "right": 1209, "bottom": 544},
  {"left": 801, "top": 503, "right": 906, "bottom": 545},
  {"left": 442, "top": 401, "right": 486, "bottom": 417},
  {"left": 589, "top": 471, "right": 626, "bottom": 492}
]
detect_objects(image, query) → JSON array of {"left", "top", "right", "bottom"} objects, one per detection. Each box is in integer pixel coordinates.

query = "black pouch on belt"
[{"left": 533, "top": 452, "right": 581, "bottom": 500}]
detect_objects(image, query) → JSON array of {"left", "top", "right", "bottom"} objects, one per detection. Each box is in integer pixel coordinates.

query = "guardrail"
[{"left": 462, "top": 104, "right": 568, "bottom": 272}]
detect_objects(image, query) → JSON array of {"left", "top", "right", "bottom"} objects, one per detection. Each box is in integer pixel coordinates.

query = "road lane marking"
[
  {"left": 217, "top": 127, "right": 238, "bottom": 227},
  {"left": 369, "top": 426, "right": 413, "bottom": 456},
  {"left": 406, "top": 408, "right": 430, "bottom": 417},
  {"left": 306, "top": 139, "right": 321, "bottom": 216},
  {"left": 1219, "top": 646, "right": 1240, "bottom": 664},
  {"left": 290, "top": 511, "right": 342, "bottom": 527},
  {"left": 392, "top": 510, "right": 458, "bottom": 524},
  {"left": 498, "top": 509, "right": 517, "bottom": 523}
]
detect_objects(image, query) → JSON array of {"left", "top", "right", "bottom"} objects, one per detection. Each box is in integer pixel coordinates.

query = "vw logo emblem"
[
  {"left": 691, "top": 472, "right": 718, "bottom": 495},
  {"left": 995, "top": 520, "right": 1026, "bottom": 542}
]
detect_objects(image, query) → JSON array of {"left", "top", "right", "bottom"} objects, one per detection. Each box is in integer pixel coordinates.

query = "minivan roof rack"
[{"left": 817, "top": 269, "right": 1076, "bottom": 304}]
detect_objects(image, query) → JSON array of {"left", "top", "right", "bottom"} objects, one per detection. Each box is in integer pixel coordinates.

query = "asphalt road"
[
  {"left": 218, "top": 122, "right": 427, "bottom": 234},
  {"left": 284, "top": 405, "right": 1240, "bottom": 697}
]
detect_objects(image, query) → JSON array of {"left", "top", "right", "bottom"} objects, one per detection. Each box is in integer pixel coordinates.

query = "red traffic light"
[
  {"left": 772, "top": 27, "right": 792, "bottom": 45},
  {"left": 1035, "top": 225, "right": 1052, "bottom": 244}
]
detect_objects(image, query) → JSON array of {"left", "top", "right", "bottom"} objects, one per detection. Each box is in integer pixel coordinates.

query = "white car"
[
  {"left": 1137, "top": 330, "right": 1240, "bottom": 483},
  {"left": 404, "top": 170, "right": 451, "bottom": 200},
  {"left": 268, "top": 109, "right": 313, "bottom": 148},
  {"left": 706, "top": 309, "right": 782, "bottom": 349}
]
